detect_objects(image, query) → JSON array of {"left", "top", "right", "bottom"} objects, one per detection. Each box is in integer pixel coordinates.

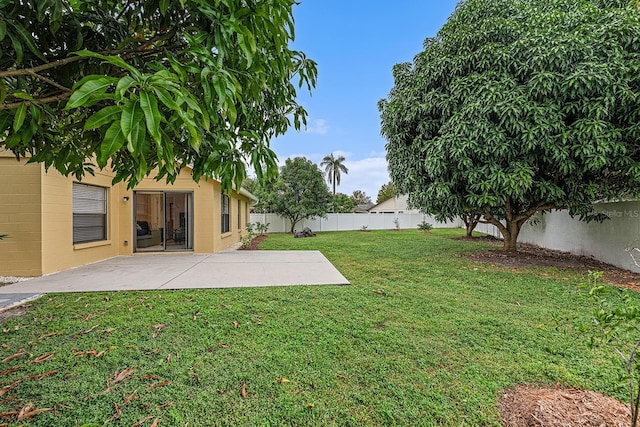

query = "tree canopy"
[
  {"left": 376, "top": 181, "right": 397, "bottom": 204},
  {"left": 259, "top": 157, "right": 331, "bottom": 233},
  {"left": 320, "top": 153, "right": 349, "bottom": 196},
  {"left": 333, "top": 192, "right": 356, "bottom": 213},
  {"left": 0, "top": 0, "right": 317, "bottom": 190},
  {"left": 351, "top": 190, "right": 371, "bottom": 205},
  {"left": 380, "top": 0, "right": 640, "bottom": 251}
]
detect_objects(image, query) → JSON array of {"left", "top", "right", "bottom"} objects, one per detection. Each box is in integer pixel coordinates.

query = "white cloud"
[
  {"left": 340, "top": 156, "right": 390, "bottom": 200},
  {"left": 332, "top": 150, "right": 352, "bottom": 159},
  {"left": 272, "top": 153, "right": 390, "bottom": 200},
  {"left": 305, "top": 119, "right": 329, "bottom": 135}
]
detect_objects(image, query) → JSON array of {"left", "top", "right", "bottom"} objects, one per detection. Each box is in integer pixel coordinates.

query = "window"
[
  {"left": 73, "top": 183, "right": 107, "bottom": 244},
  {"left": 221, "top": 194, "right": 230, "bottom": 233},
  {"left": 237, "top": 199, "right": 241, "bottom": 230}
]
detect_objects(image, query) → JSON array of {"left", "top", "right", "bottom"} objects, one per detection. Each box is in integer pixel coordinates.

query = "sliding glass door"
[{"left": 134, "top": 191, "right": 193, "bottom": 252}]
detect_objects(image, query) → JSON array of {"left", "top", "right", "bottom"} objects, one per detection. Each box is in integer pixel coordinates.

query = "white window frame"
[
  {"left": 73, "top": 183, "right": 107, "bottom": 244},
  {"left": 221, "top": 194, "right": 230, "bottom": 234}
]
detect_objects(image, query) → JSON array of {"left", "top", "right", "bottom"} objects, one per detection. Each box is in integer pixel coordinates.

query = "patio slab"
[{"left": 0, "top": 251, "right": 350, "bottom": 300}]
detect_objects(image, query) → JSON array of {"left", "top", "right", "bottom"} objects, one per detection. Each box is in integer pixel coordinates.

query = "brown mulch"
[
  {"left": 239, "top": 234, "right": 268, "bottom": 250},
  {"left": 499, "top": 385, "right": 631, "bottom": 427},
  {"left": 462, "top": 237, "right": 640, "bottom": 290}
]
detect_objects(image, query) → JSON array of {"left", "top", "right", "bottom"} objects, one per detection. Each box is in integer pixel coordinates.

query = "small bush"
[
  {"left": 417, "top": 221, "right": 433, "bottom": 232},
  {"left": 255, "top": 222, "right": 270, "bottom": 235}
]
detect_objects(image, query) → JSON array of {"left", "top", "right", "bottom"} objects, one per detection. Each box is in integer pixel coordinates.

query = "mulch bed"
[
  {"left": 461, "top": 237, "right": 640, "bottom": 290},
  {"left": 239, "top": 234, "right": 268, "bottom": 250},
  {"left": 499, "top": 385, "right": 630, "bottom": 427}
]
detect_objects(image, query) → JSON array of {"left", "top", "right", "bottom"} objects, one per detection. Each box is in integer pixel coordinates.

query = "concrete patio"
[{"left": 0, "top": 251, "right": 350, "bottom": 308}]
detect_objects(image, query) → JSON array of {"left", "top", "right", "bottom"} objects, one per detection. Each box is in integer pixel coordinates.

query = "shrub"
[
  {"left": 587, "top": 270, "right": 640, "bottom": 426},
  {"left": 417, "top": 221, "right": 433, "bottom": 232},
  {"left": 255, "top": 222, "right": 270, "bottom": 235}
]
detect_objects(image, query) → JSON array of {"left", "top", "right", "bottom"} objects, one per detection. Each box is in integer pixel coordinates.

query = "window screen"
[{"left": 73, "top": 183, "right": 107, "bottom": 244}]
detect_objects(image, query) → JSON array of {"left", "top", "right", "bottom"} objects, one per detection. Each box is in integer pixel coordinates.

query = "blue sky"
[{"left": 270, "top": 1, "right": 460, "bottom": 200}]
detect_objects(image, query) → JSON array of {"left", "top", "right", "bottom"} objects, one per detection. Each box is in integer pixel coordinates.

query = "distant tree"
[
  {"left": 0, "top": 0, "right": 316, "bottom": 190},
  {"left": 333, "top": 193, "right": 356, "bottom": 213},
  {"left": 241, "top": 177, "right": 268, "bottom": 213},
  {"left": 376, "top": 181, "right": 397, "bottom": 204},
  {"left": 320, "top": 153, "right": 349, "bottom": 197},
  {"left": 351, "top": 190, "right": 371, "bottom": 205},
  {"left": 380, "top": 0, "right": 640, "bottom": 252},
  {"left": 260, "top": 157, "right": 332, "bottom": 233}
]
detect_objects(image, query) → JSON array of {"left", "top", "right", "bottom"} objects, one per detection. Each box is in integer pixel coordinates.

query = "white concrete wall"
[
  {"left": 249, "top": 212, "right": 461, "bottom": 233},
  {"left": 471, "top": 201, "right": 640, "bottom": 273}
]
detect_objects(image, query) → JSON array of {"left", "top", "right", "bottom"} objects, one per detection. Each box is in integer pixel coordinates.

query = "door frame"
[{"left": 133, "top": 190, "right": 194, "bottom": 252}]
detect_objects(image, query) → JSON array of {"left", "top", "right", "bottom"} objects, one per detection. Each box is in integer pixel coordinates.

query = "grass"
[{"left": 0, "top": 229, "right": 635, "bottom": 426}]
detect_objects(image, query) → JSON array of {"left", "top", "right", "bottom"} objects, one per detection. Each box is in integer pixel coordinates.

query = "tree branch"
[
  {"left": 0, "top": 40, "right": 181, "bottom": 80},
  {"left": 27, "top": 70, "right": 71, "bottom": 92},
  {"left": 0, "top": 56, "right": 86, "bottom": 79},
  {"left": 0, "top": 93, "right": 71, "bottom": 110},
  {"left": 482, "top": 211, "right": 508, "bottom": 236},
  {"left": 514, "top": 202, "right": 559, "bottom": 224}
]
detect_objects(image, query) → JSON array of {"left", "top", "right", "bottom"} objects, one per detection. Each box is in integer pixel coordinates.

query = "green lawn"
[{"left": 0, "top": 229, "right": 633, "bottom": 426}]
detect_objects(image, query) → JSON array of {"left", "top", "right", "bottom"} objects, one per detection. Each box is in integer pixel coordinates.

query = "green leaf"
[
  {"left": 73, "top": 50, "right": 140, "bottom": 77},
  {"left": 98, "top": 121, "right": 125, "bottom": 167},
  {"left": 13, "top": 103, "right": 26, "bottom": 131},
  {"left": 115, "top": 76, "right": 136, "bottom": 99},
  {"left": 8, "top": 21, "right": 45, "bottom": 61},
  {"left": 159, "top": 0, "right": 170, "bottom": 14},
  {"left": 186, "top": 122, "right": 201, "bottom": 151},
  {"left": 84, "top": 106, "right": 122, "bottom": 130},
  {"left": 0, "top": 112, "right": 11, "bottom": 134},
  {"left": 29, "top": 104, "right": 41, "bottom": 125},
  {"left": 66, "top": 77, "right": 114, "bottom": 109},
  {"left": 128, "top": 120, "right": 147, "bottom": 154},
  {"left": 153, "top": 87, "right": 181, "bottom": 111},
  {"left": 139, "top": 90, "right": 162, "bottom": 143},
  {"left": 12, "top": 91, "right": 33, "bottom": 100},
  {"left": 120, "top": 99, "right": 144, "bottom": 146},
  {"left": 8, "top": 33, "right": 23, "bottom": 63},
  {"left": 0, "top": 21, "right": 6, "bottom": 42}
]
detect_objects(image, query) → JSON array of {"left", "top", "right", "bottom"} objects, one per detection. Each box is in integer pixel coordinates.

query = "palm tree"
[{"left": 320, "top": 153, "right": 349, "bottom": 196}]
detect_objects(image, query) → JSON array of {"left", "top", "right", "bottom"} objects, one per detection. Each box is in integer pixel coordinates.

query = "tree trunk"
[
  {"left": 290, "top": 219, "right": 300, "bottom": 234},
  {"left": 461, "top": 213, "right": 480, "bottom": 237},
  {"left": 465, "top": 222, "right": 476, "bottom": 237},
  {"left": 502, "top": 220, "right": 521, "bottom": 252}
]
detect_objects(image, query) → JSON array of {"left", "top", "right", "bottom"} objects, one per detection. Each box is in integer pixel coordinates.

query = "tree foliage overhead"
[
  {"left": 0, "top": 0, "right": 317, "bottom": 190},
  {"left": 380, "top": 0, "right": 640, "bottom": 251},
  {"left": 259, "top": 157, "right": 332, "bottom": 233}
]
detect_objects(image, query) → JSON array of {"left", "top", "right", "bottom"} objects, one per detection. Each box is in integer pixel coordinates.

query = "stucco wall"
[
  {"left": 0, "top": 155, "right": 42, "bottom": 276},
  {"left": 0, "top": 156, "right": 251, "bottom": 277},
  {"left": 213, "top": 182, "right": 251, "bottom": 252},
  {"left": 41, "top": 168, "right": 122, "bottom": 275}
]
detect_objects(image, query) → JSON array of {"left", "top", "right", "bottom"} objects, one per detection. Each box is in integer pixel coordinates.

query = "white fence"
[
  {"left": 249, "top": 212, "right": 461, "bottom": 233},
  {"left": 253, "top": 200, "right": 640, "bottom": 273},
  {"left": 474, "top": 200, "right": 640, "bottom": 273}
]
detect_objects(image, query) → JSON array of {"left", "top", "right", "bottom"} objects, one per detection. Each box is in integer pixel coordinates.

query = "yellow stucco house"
[{"left": 0, "top": 150, "right": 255, "bottom": 277}]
